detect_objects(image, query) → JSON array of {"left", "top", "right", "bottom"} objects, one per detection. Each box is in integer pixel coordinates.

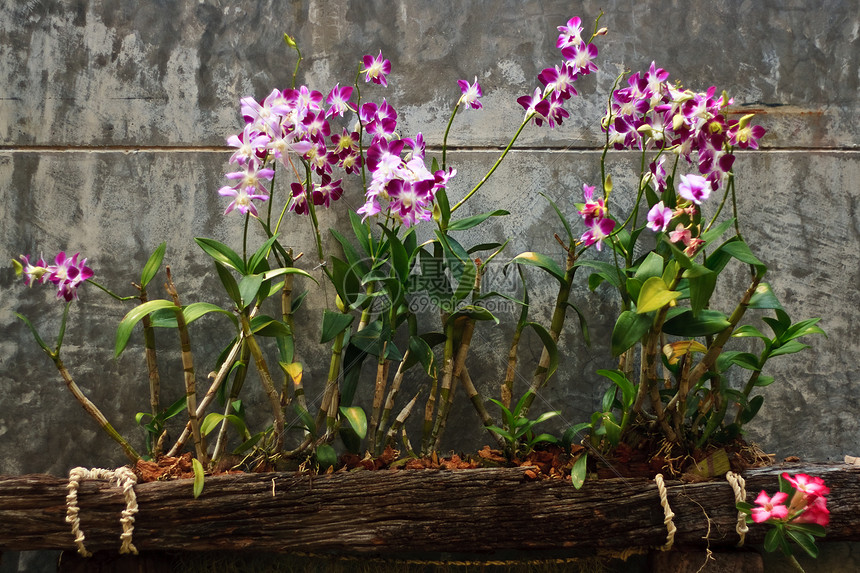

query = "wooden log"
[{"left": 0, "top": 463, "right": 857, "bottom": 557}]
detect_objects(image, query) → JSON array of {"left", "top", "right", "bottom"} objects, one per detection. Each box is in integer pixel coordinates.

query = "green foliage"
[{"left": 486, "top": 391, "right": 560, "bottom": 458}]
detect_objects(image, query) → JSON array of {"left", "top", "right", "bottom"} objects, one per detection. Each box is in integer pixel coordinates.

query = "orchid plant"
[{"left": 14, "top": 11, "right": 824, "bottom": 518}]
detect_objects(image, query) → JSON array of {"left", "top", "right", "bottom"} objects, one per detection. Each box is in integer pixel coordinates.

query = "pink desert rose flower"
[
  {"left": 457, "top": 77, "right": 483, "bottom": 110},
  {"left": 782, "top": 473, "right": 831, "bottom": 500},
  {"left": 792, "top": 495, "right": 830, "bottom": 527},
  {"left": 751, "top": 490, "right": 789, "bottom": 523}
]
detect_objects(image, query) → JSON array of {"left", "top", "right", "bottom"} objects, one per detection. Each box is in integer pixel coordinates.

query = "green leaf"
[
  {"left": 603, "top": 414, "right": 621, "bottom": 446},
  {"left": 435, "top": 184, "right": 451, "bottom": 229},
  {"left": 379, "top": 225, "right": 409, "bottom": 282},
  {"left": 115, "top": 299, "right": 178, "bottom": 357},
  {"left": 662, "top": 309, "right": 731, "bottom": 337},
  {"left": 720, "top": 238, "right": 767, "bottom": 271},
  {"left": 634, "top": 252, "right": 665, "bottom": 281},
  {"left": 315, "top": 444, "right": 338, "bottom": 471},
  {"left": 788, "top": 523, "right": 826, "bottom": 538},
  {"left": 15, "top": 313, "right": 53, "bottom": 355},
  {"left": 509, "top": 252, "right": 566, "bottom": 284},
  {"left": 700, "top": 219, "right": 736, "bottom": 244},
  {"left": 195, "top": 237, "right": 245, "bottom": 273},
  {"left": 575, "top": 260, "right": 623, "bottom": 290},
  {"left": 214, "top": 262, "right": 242, "bottom": 306},
  {"left": 182, "top": 302, "right": 239, "bottom": 329},
  {"left": 787, "top": 528, "right": 819, "bottom": 558},
  {"left": 320, "top": 309, "right": 354, "bottom": 344},
  {"left": 192, "top": 458, "right": 205, "bottom": 499},
  {"left": 260, "top": 266, "right": 316, "bottom": 283},
  {"left": 611, "top": 310, "right": 652, "bottom": 356},
  {"left": 597, "top": 369, "right": 635, "bottom": 410},
  {"left": 732, "top": 324, "right": 771, "bottom": 341},
  {"left": 738, "top": 395, "right": 764, "bottom": 424},
  {"left": 564, "top": 301, "right": 591, "bottom": 346},
  {"left": 448, "top": 305, "right": 500, "bottom": 324},
  {"left": 238, "top": 274, "right": 264, "bottom": 308},
  {"left": 200, "top": 413, "right": 225, "bottom": 437},
  {"left": 748, "top": 282, "right": 783, "bottom": 310},
  {"left": 339, "top": 406, "right": 368, "bottom": 439},
  {"left": 403, "top": 335, "right": 437, "bottom": 377},
  {"left": 247, "top": 233, "right": 280, "bottom": 275},
  {"left": 348, "top": 209, "right": 373, "bottom": 256},
  {"left": 782, "top": 318, "right": 826, "bottom": 342},
  {"left": 522, "top": 322, "right": 558, "bottom": 381},
  {"left": 292, "top": 404, "right": 317, "bottom": 437},
  {"left": 571, "top": 452, "right": 588, "bottom": 489},
  {"left": 330, "top": 228, "right": 367, "bottom": 270},
  {"left": 636, "top": 277, "right": 681, "bottom": 314},
  {"left": 754, "top": 375, "right": 775, "bottom": 387},
  {"left": 687, "top": 269, "right": 717, "bottom": 317},
  {"left": 250, "top": 316, "right": 291, "bottom": 338},
  {"left": 769, "top": 340, "right": 810, "bottom": 358},
  {"left": 140, "top": 242, "right": 166, "bottom": 288},
  {"left": 540, "top": 193, "right": 575, "bottom": 245},
  {"left": 447, "top": 209, "right": 509, "bottom": 231},
  {"left": 717, "top": 351, "right": 761, "bottom": 372}
]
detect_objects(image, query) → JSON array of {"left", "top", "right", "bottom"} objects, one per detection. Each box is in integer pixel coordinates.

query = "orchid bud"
[
  {"left": 595, "top": 27, "right": 608, "bottom": 36},
  {"left": 737, "top": 113, "right": 756, "bottom": 130},
  {"left": 283, "top": 34, "right": 297, "bottom": 49}
]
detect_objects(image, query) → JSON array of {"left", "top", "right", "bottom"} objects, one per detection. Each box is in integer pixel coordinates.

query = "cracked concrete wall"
[
  {"left": 0, "top": 0, "right": 858, "bottom": 484},
  {"left": 1, "top": 1, "right": 858, "bottom": 570}
]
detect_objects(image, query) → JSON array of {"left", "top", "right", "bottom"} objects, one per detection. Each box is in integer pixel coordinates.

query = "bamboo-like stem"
[
  {"left": 52, "top": 357, "right": 140, "bottom": 463},
  {"left": 521, "top": 248, "right": 578, "bottom": 415},
  {"left": 239, "top": 312, "right": 284, "bottom": 451},
  {"left": 167, "top": 326, "right": 248, "bottom": 457},
  {"left": 501, "top": 322, "right": 524, "bottom": 410},
  {"left": 211, "top": 342, "right": 251, "bottom": 463},
  {"left": 165, "top": 267, "right": 208, "bottom": 465},
  {"left": 641, "top": 330, "right": 677, "bottom": 442},
  {"left": 375, "top": 349, "right": 410, "bottom": 454},
  {"left": 367, "top": 342, "right": 389, "bottom": 448},
  {"left": 421, "top": 356, "right": 439, "bottom": 455},
  {"left": 460, "top": 366, "right": 506, "bottom": 450},
  {"left": 684, "top": 271, "right": 764, "bottom": 389},
  {"left": 426, "top": 320, "right": 455, "bottom": 454},
  {"left": 134, "top": 286, "right": 161, "bottom": 419},
  {"left": 432, "top": 317, "right": 476, "bottom": 452},
  {"left": 317, "top": 329, "right": 346, "bottom": 436},
  {"left": 384, "top": 389, "right": 422, "bottom": 451}
]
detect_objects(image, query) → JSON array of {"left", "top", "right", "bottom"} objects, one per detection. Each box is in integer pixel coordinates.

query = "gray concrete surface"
[{"left": 0, "top": 0, "right": 858, "bottom": 570}]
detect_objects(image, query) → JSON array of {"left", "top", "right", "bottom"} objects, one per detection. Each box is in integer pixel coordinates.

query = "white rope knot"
[
  {"left": 654, "top": 474, "right": 676, "bottom": 551},
  {"left": 726, "top": 471, "right": 749, "bottom": 547},
  {"left": 65, "top": 466, "right": 139, "bottom": 557}
]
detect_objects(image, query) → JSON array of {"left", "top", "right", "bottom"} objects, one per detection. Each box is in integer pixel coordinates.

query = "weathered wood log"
[{"left": 0, "top": 463, "right": 857, "bottom": 557}]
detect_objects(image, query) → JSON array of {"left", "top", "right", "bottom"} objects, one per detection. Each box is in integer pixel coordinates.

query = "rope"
[
  {"left": 726, "top": 471, "right": 749, "bottom": 547},
  {"left": 65, "top": 466, "right": 139, "bottom": 557},
  {"left": 654, "top": 474, "right": 676, "bottom": 551}
]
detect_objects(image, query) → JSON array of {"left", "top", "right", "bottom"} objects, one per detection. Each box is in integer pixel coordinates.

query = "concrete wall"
[{"left": 0, "top": 1, "right": 858, "bottom": 566}]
